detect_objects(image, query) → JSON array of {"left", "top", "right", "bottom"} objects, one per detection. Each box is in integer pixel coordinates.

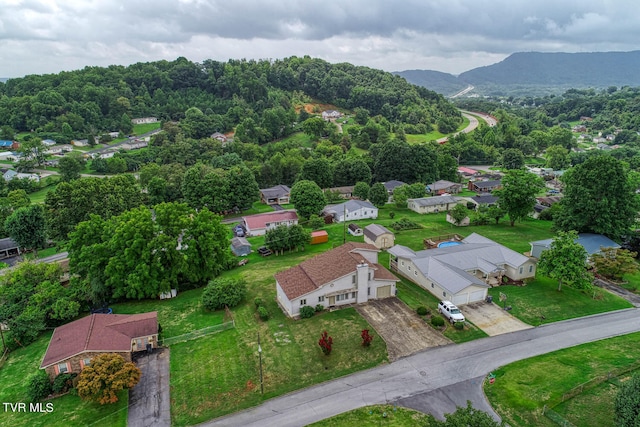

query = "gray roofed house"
[
  {"left": 426, "top": 180, "right": 463, "bottom": 195},
  {"left": 260, "top": 185, "right": 291, "bottom": 205},
  {"left": 322, "top": 200, "right": 378, "bottom": 223},
  {"left": 0, "top": 237, "right": 20, "bottom": 258},
  {"left": 363, "top": 224, "right": 395, "bottom": 249},
  {"left": 466, "top": 194, "right": 499, "bottom": 209},
  {"left": 469, "top": 180, "right": 502, "bottom": 193},
  {"left": 407, "top": 195, "right": 466, "bottom": 214},
  {"left": 382, "top": 180, "right": 406, "bottom": 194},
  {"left": 388, "top": 232, "right": 536, "bottom": 305},
  {"left": 529, "top": 233, "right": 620, "bottom": 259}
]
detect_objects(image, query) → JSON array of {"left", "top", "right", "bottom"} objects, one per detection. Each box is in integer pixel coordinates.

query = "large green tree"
[
  {"left": 537, "top": 230, "right": 593, "bottom": 291},
  {"left": 77, "top": 353, "right": 141, "bottom": 405},
  {"left": 5, "top": 204, "right": 46, "bottom": 257},
  {"left": 368, "top": 182, "right": 388, "bottom": 208},
  {"left": 495, "top": 170, "right": 544, "bottom": 226},
  {"left": 501, "top": 148, "right": 525, "bottom": 170},
  {"left": 58, "top": 153, "right": 86, "bottom": 182},
  {"left": 290, "top": 180, "right": 326, "bottom": 220},
  {"left": 299, "top": 157, "right": 333, "bottom": 189},
  {"left": 554, "top": 154, "right": 639, "bottom": 240}
]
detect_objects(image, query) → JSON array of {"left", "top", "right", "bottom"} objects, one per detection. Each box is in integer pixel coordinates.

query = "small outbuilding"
[
  {"left": 230, "top": 237, "right": 252, "bottom": 256},
  {"left": 364, "top": 224, "right": 395, "bottom": 249},
  {"left": 310, "top": 230, "right": 329, "bottom": 245},
  {"left": 348, "top": 223, "right": 363, "bottom": 236}
]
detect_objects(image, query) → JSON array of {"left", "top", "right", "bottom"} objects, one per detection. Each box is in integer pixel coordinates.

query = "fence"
[
  {"left": 0, "top": 348, "right": 8, "bottom": 369},
  {"left": 543, "top": 406, "right": 577, "bottom": 427},
  {"left": 161, "top": 305, "right": 236, "bottom": 346}
]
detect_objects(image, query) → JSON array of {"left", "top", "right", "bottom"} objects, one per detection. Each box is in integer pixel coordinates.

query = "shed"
[
  {"left": 230, "top": 237, "right": 252, "bottom": 256},
  {"left": 348, "top": 223, "right": 363, "bottom": 236},
  {"left": 310, "top": 230, "right": 329, "bottom": 245}
]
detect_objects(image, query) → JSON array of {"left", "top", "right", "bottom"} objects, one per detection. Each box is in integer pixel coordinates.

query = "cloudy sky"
[{"left": 1, "top": 0, "right": 639, "bottom": 78}]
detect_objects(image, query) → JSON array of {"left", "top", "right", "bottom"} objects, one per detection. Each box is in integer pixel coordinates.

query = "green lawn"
[
  {"left": 309, "top": 404, "right": 430, "bottom": 427},
  {"left": 28, "top": 184, "right": 58, "bottom": 204},
  {"left": 485, "top": 332, "right": 640, "bottom": 427}
]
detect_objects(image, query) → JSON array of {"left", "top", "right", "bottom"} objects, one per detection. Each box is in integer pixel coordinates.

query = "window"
[
  {"left": 443, "top": 291, "right": 447, "bottom": 297},
  {"left": 414, "top": 270, "right": 418, "bottom": 276},
  {"left": 529, "top": 265, "right": 533, "bottom": 273},
  {"left": 401, "top": 261, "right": 405, "bottom": 266},
  {"left": 318, "top": 296, "right": 325, "bottom": 303},
  {"left": 519, "top": 267, "right": 523, "bottom": 274},
  {"left": 300, "top": 299, "right": 307, "bottom": 306},
  {"left": 408, "top": 265, "right": 411, "bottom": 271},
  {"left": 352, "top": 275, "right": 356, "bottom": 284},
  {"left": 368, "top": 272, "right": 372, "bottom": 280},
  {"left": 83, "top": 358, "right": 91, "bottom": 367},
  {"left": 58, "top": 363, "right": 69, "bottom": 374},
  {"left": 336, "top": 293, "right": 348, "bottom": 302},
  {"left": 431, "top": 283, "right": 434, "bottom": 288},
  {"left": 351, "top": 292, "right": 357, "bottom": 299},
  {"left": 367, "top": 287, "right": 370, "bottom": 296}
]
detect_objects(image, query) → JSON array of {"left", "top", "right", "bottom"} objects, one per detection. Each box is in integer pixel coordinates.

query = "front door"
[{"left": 328, "top": 296, "right": 335, "bottom": 307}]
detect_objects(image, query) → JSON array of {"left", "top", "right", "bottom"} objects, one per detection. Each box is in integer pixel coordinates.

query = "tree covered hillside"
[{"left": 0, "top": 56, "right": 460, "bottom": 143}]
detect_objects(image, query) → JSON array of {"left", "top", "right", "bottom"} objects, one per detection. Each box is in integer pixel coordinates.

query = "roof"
[
  {"left": 383, "top": 180, "right": 406, "bottom": 192},
  {"left": 470, "top": 194, "right": 498, "bottom": 205},
  {"left": 260, "top": 185, "right": 291, "bottom": 199},
  {"left": 231, "top": 237, "right": 251, "bottom": 248},
  {"left": 275, "top": 242, "right": 397, "bottom": 300},
  {"left": 472, "top": 180, "right": 502, "bottom": 189},
  {"left": 323, "top": 200, "right": 376, "bottom": 214},
  {"left": 0, "top": 140, "right": 14, "bottom": 147},
  {"left": 348, "top": 223, "right": 362, "bottom": 231},
  {"left": 364, "top": 224, "right": 393, "bottom": 241},
  {"left": 458, "top": 166, "right": 479, "bottom": 175},
  {"left": 427, "top": 180, "right": 462, "bottom": 191},
  {"left": 0, "top": 237, "right": 19, "bottom": 251},
  {"left": 243, "top": 210, "right": 298, "bottom": 230},
  {"left": 389, "top": 233, "right": 531, "bottom": 294},
  {"left": 409, "top": 195, "right": 461, "bottom": 207},
  {"left": 311, "top": 230, "right": 328, "bottom": 238},
  {"left": 530, "top": 233, "right": 620, "bottom": 256},
  {"left": 41, "top": 312, "right": 158, "bottom": 368}
]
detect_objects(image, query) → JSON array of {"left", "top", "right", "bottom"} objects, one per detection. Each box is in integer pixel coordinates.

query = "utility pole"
[
  {"left": 343, "top": 204, "right": 346, "bottom": 244},
  {"left": 258, "top": 332, "right": 264, "bottom": 394}
]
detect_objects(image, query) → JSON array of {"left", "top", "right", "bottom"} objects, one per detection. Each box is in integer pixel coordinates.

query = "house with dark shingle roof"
[
  {"left": 260, "top": 185, "right": 291, "bottom": 205},
  {"left": 407, "top": 195, "right": 466, "bottom": 214},
  {"left": 40, "top": 312, "right": 158, "bottom": 380},
  {"left": 275, "top": 242, "right": 399, "bottom": 318},
  {"left": 426, "top": 180, "right": 463, "bottom": 196}
]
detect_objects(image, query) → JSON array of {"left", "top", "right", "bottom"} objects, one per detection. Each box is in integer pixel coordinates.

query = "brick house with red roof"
[
  {"left": 242, "top": 210, "right": 298, "bottom": 236},
  {"left": 275, "top": 242, "right": 399, "bottom": 318},
  {"left": 40, "top": 312, "right": 158, "bottom": 380}
]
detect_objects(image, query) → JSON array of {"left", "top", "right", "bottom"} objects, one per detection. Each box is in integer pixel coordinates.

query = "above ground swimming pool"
[{"left": 437, "top": 241, "right": 463, "bottom": 248}]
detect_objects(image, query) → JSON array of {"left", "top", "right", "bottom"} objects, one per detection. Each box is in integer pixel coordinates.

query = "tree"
[
  {"left": 361, "top": 329, "right": 373, "bottom": 347},
  {"left": 290, "top": 180, "right": 326, "bottom": 220},
  {"left": 590, "top": 247, "right": 639, "bottom": 281},
  {"left": 494, "top": 170, "right": 544, "bottom": 226},
  {"left": 538, "top": 231, "right": 593, "bottom": 291},
  {"left": 5, "top": 204, "right": 46, "bottom": 257},
  {"left": 318, "top": 331, "right": 333, "bottom": 355},
  {"left": 501, "top": 148, "right": 525, "bottom": 170},
  {"left": 201, "top": 277, "right": 247, "bottom": 310},
  {"left": 7, "top": 189, "right": 30, "bottom": 208},
  {"left": 302, "top": 117, "right": 327, "bottom": 139},
  {"left": 486, "top": 205, "right": 505, "bottom": 224},
  {"left": 545, "top": 145, "right": 570, "bottom": 170},
  {"left": 119, "top": 113, "right": 133, "bottom": 135},
  {"left": 448, "top": 204, "right": 469, "bottom": 226},
  {"left": 426, "top": 401, "right": 502, "bottom": 426},
  {"left": 58, "top": 153, "right": 86, "bottom": 182},
  {"left": 392, "top": 184, "right": 409, "bottom": 208},
  {"left": 368, "top": 182, "right": 388, "bottom": 208},
  {"left": 615, "top": 373, "right": 640, "bottom": 427},
  {"left": 77, "top": 353, "right": 141, "bottom": 404},
  {"left": 19, "top": 139, "right": 47, "bottom": 167},
  {"left": 554, "top": 155, "right": 639, "bottom": 240},
  {"left": 353, "top": 182, "right": 370, "bottom": 200},
  {"left": 299, "top": 157, "right": 333, "bottom": 189}
]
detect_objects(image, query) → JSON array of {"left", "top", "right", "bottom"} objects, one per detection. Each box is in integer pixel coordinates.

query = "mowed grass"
[
  {"left": 553, "top": 379, "right": 620, "bottom": 427},
  {"left": 0, "top": 332, "right": 128, "bottom": 427},
  {"left": 485, "top": 332, "right": 640, "bottom": 427},
  {"left": 308, "top": 404, "right": 430, "bottom": 427}
]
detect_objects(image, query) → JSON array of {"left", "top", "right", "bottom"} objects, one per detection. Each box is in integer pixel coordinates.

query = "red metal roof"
[{"left": 243, "top": 210, "right": 298, "bottom": 231}]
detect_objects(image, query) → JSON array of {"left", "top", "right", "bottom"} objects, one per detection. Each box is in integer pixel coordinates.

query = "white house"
[
  {"left": 321, "top": 110, "right": 342, "bottom": 120},
  {"left": 71, "top": 139, "right": 89, "bottom": 147},
  {"left": 242, "top": 210, "right": 299, "bottom": 236},
  {"left": 388, "top": 233, "right": 537, "bottom": 306},
  {"left": 0, "top": 151, "right": 14, "bottom": 161},
  {"left": 407, "top": 195, "right": 466, "bottom": 214},
  {"left": 275, "top": 242, "right": 399, "bottom": 318},
  {"left": 322, "top": 200, "right": 378, "bottom": 223},
  {"left": 131, "top": 117, "right": 158, "bottom": 125},
  {"left": 42, "top": 139, "right": 56, "bottom": 147}
]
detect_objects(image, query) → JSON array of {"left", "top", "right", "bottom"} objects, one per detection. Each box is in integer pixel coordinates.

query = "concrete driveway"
[
  {"left": 461, "top": 301, "right": 532, "bottom": 336},
  {"left": 128, "top": 348, "right": 171, "bottom": 427},
  {"left": 356, "top": 298, "right": 452, "bottom": 361}
]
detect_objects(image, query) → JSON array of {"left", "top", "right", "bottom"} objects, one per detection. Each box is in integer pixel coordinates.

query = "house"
[
  {"left": 310, "top": 230, "right": 329, "bottom": 245},
  {"left": 529, "top": 233, "right": 620, "bottom": 259},
  {"left": 388, "top": 233, "right": 537, "bottom": 305},
  {"left": 426, "top": 180, "right": 463, "bottom": 196},
  {"left": 465, "top": 194, "right": 499, "bottom": 210},
  {"left": 131, "top": 117, "right": 158, "bottom": 125},
  {"left": 260, "top": 185, "right": 291, "bottom": 205},
  {"left": 71, "top": 139, "right": 89, "bottom": 147},
  {"left": 98, "top": 150, "right": 117, "bottom": 159},
  {"left": 572, "top": 125, "right": 587, "bottom": 133},
  {"left": 326, "top": 185, "right": 355, "bottom": 199},
  {"left": 40, "top": 312, "right": 158, "bottom": 380},
  {"left": 407, "top": 195, "right": 466, "bottom": 214},
  {"left": 275, "top": 242, "right": 399, "bottom": 318},
  {"left": 242, "top": 210, "right": 299, "bottom": 236},
  {"left": 1, "top": 169, "right": 40, "bottom": 182},
  {"left": 468, "top": 180, "right": 502, "bottom": 193},
  {"left": 363, "top": 224, "right": 395, "bottom": 249},
  {"left": 382, "top": 180, "right": 406, "bottom": 196},
  {"left": 210, "top": 132, "right": 228, "bottom": 143},
  {"left": 120, "top": 140, "right": 149, "bottom": 150},
  {"left": 348, "top": 223, "right": 363, "bottom": 236},
  {"left": 0, "top": 237, "right": 20, "bottom": 258},
  {"left": 322, "top": 200, "right": 378, "bottom": 223},
  {"left": 0, "top": 140, "right": 19, "bottom": 150},
  {"left": 230, "top": 237, "right": 251, "bottom": 256},
  {"left": 0, "top": 151, "right": 14, "bottom": 161},
  {"left": 536, "top": 196, "right": 562, "bottom": 208},
  {"left": 321, "top": 110, "right": 342, "bottom": 120},
  {"left": 458, "top": 166, "right": 480, "bottom": 178},
  {"left": 42, "top": 139, "right": 56, "bottom": 146}
]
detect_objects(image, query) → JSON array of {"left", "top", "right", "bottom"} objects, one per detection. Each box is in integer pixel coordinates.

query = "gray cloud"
[{"left": 1, "top": 0, "right": 639, "bottom": 77}]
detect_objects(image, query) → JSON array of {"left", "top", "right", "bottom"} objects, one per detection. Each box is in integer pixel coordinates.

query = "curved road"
[
  {"left": 203, "top": 308, "right": 640, "bottom": 426},
  {"left": 436, "top": 110, "right": 495, "bottom": 143}
]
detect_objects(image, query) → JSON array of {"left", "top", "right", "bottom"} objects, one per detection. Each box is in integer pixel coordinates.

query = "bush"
[
  {"left": 315, "top": 304, "right": 325, "bottom": 312},
  {"left": 416, "top": 306, "right": 429, "bottom": 316},
  {"left": 430, "top": 315, "right": 445, "bottom": 327},
  {"left": 27, "top": 371, "right": 52, "bottom": 402},
  {"left": 300, "top": 305, "right": 315, "bottom": 319},
  {"left": 52, "top": 372, "right": 77, "bottom": 394},
  {"left": 389, "top": 218, "right": 422, "bottom": 231},
  {"left": 202, "top": 278, "right": 247, "bottom": 311},
  {"left": 254, "top": 297, "right": 263, "bottom": 308},
  {"left": 257, "top": 306, "right": 270, "bottom": 321},
  {"left": 453, "top": 321, "right": 465, "bottom": 330}
]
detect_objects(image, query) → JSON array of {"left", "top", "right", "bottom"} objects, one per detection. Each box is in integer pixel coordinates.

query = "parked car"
[{"left": 438, "top": 300, "right": 465, "bottom": 324}]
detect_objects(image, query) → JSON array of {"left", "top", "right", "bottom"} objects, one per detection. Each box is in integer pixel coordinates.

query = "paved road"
[
  {"left": 202, "top": 308, "right": 640, "bottom": 427},
  {"left": 0, "top": 251, "right": 68, "bottom": 275}
]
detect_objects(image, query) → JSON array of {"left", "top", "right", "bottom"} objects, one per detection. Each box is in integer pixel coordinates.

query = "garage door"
[
  {"left": 469, "top": 289, "right": 486, "bottom": 303},
  {"left": 452, "top": 293, "right": 468, "bottom": 306},
  {"left": 376, "top": 285, "right": 391, "bottom": 298}
]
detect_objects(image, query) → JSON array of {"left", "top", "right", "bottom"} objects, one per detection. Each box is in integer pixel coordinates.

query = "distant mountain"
[{"left": 396, "top": 51, "right": 640, "bottom": 97}]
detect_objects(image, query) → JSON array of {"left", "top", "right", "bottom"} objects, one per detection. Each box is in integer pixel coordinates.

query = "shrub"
[
  {"left": 318, "top": 330, "right": 333, "bottom": 355},
  {"left": 300, "top": 305, "right": 315, "bottom": 319},
  {"left": 361, "top": 329, "right": 373, "bottom": 347},
  {"left": 431, "top": 315, "right": 445, "bottom": 327},
  {"left": 389, "top": 211, "right": 395, "bottom": 219},
  {"left": 257, "top": 306, "right": 270, "bottom": 321},
  {"left": 315, "top": 304, "right": 325, "bottom": 312},
  {"left": 202, "top": 277, "right": 247, "bottom": 311},
  {"left": 389, "top": 218, "right": 422, "bottom": 231},
  {"left": 453, "top": 321, "right": 465, "bottom": 330},
  {"left": 27, "top": 371, "right": 52, "bottom": 402},
  {"left": 416, "top": 306, "right": 429, "bottom": 316},
  {"left": 52, "top": 372, "right": 77, "bottom": 394},
  {"left": 254, "top": 297, "right": 263, "bottom": 308}
]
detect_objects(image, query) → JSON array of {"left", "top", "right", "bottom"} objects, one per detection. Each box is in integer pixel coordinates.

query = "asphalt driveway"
[
  {"left": 128, "top": 348, "right": 171, "bottom": 427},
  {"left": 461, "top": 301, "right": 532, "bottom": 336},
  {"left": 356, "top": 298, "right": 452, "bottom": 361}
]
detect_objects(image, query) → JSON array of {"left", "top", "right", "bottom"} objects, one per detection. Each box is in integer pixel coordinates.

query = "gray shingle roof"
[
  {"left": 409, "top": 195, "right": 461, "bottom": 207},
  {"left": 324, "top": 200, "right": 376, "bottom": 214},
  {"left": 260, "top": 185, "right": 291, "bottom": 199}
]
